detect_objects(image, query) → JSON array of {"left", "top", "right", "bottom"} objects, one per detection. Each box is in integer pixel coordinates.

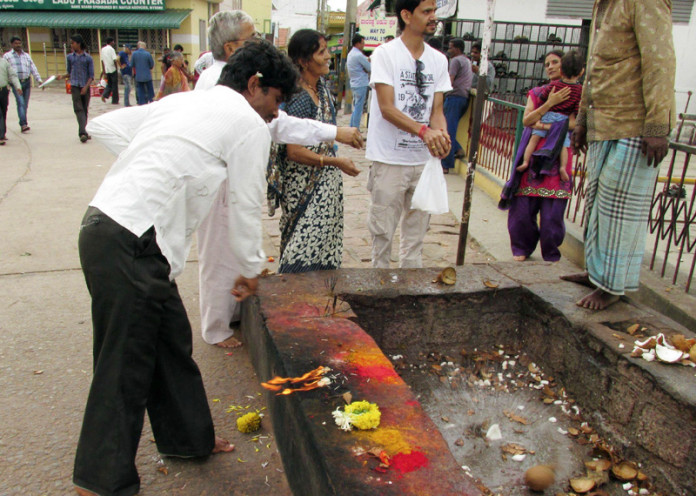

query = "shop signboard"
[
  {"left": 436, "top": 0, "right": 457, "bottom": 18},
  {"left": 0, "top": 0, "right": 165, "bottom": 10},
  {"left": 357, "top": 11, "right": 397, "bottom": 49}
]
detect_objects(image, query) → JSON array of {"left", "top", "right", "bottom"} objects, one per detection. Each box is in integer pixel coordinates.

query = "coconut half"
[{"left": 655, "top": 344, "right": 685, "bottom": 363}]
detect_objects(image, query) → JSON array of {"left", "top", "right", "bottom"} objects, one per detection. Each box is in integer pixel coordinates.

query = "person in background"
[
  {"left": 346, "top": 33, "right": 371, "bottom": 131},
  {"left": 442, "top": 37, "right": 472, "bottom": 173},
  {"left": 193, "top": 51, "right": 215, "bottom": 85},
  {"left": 3, "top": 36, "right": 42, "bottom": 133},
  {"left": 195, "top": 10, "right": 363, "bottom": 348},
  {"left": 155, "top": 51, "right": 190, "bottom": 100},
  {"left": 498, "top": 50, "right": 572, "bottom": 264},
  {"left": 160, "top": 46, "right": 172, "bottom": 77},
  {"left": 56, "top": 34, "right": 94, "bottom": 143},
  {"left": 118, "top": 44, "right": 133, "bottom": 107},
  {"left": 426, "top": 36, "right": 443, "bottom": 53},
  {"left": 470, "top": 41, "right": 495, "bottom": 92},
  {"left": 100, "top": 37, "right": 119, "bottom": 104},
  {"left": 130, "top": 41, "right": 154, "bottom": 105},
  {"left": 173, "top": 44, "right": 195, "bottom": 83},
  {"left": 0, "top": 56, "right": 21, "bottom": 145},
  {"left": 384, "top": 35, "right": 395, "bottom": 43},
  {"left": 365, "top": 0, "right": 452, "bottom": 269},
  {"left": 272, "top": 29, "right": 360, "bottom": 274}
]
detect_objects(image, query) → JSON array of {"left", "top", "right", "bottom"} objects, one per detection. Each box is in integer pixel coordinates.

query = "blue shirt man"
[
  {"left": 57, "top": 34, "right": 94, "bottom": 142},
  {"left": 118, "top": 44, "right": 133, "bottom": 107},
  {"left": 346, "top": 34, "right": 370, "bottom": 130},
  {"left": 130, "top": 41, "right": 155, "bottom": 105}
]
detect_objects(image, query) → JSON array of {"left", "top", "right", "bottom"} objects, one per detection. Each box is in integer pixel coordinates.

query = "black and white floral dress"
[{"left": 273, "top": 79, "right": 343, "bottom": 273}]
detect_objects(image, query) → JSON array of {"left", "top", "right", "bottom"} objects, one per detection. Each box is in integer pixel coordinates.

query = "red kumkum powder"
[
  {"left": 352, "top": 364, "right": 399, "bottom": 384},
  {"left": 390, "top": 450, "right": 429, "bottom": 473}
]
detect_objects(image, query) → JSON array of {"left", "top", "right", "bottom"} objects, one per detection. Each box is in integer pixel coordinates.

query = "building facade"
[{"left": 0, "top": 0, "right": 271, "bottom": 80}]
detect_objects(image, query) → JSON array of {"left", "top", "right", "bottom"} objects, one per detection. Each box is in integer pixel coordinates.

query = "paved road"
[{"left": 0, "top": 87, "right": 491, "bottom": 495}]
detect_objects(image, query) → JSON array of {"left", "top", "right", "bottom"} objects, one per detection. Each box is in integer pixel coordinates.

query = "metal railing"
[{"left": 461, "top": 93, "right": 696, "bottom": 294}]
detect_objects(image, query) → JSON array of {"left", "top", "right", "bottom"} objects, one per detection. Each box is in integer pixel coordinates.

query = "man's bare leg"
[
  {"left": 213, "top": 436, "right": 235, "bottom": 453},
  {"left": 576, "top": 288, "right": 620, "bottom": 310},
  {"left": 215, "top": 335, "right": 243, "bottom": 348},
  {"left": 560, "top": 271, "right": 595, "bottom": 289}
]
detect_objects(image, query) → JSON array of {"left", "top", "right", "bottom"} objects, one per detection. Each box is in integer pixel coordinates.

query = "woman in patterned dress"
[{"left": 272, "top": 29, "right": 360, "bottom": 273}]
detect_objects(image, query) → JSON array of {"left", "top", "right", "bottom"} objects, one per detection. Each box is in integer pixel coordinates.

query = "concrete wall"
[{"left": 271, "top": 0, "right": 318, "bottom": 42}]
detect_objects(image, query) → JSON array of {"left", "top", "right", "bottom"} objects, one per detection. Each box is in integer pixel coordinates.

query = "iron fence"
[
  {"left": 445, "top": 18, "right": 589, "bottom": 104},
  {"left": 461, "top": 94, "right": 696, "bottom": 294}
]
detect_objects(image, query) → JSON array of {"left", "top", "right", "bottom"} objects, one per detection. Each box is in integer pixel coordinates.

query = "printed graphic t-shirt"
[{"left": 366, "top": 37, "right": 451, "bottom": 166}]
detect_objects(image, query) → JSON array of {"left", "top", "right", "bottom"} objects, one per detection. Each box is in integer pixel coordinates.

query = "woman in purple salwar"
[{"left": 499, "top": 51, "right": 575, "bottom": 262}]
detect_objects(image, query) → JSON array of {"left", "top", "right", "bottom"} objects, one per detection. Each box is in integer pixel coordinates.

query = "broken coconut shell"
[
  {"left": 569, "top": 477, "right": 596, "bottom": 493},
  {"left": 524, "top": 465, "right": 555, "bottom": 491},
  {"left": 655, "top": 344, "right": 684, "bottom": 363},
  {"left": 611, "top": 461, "right": 638, "bottom": 481},
  {"left": 433, "top": 267, "right": 456, "bottom": 285},
  {"left": 585, "top": 459, "right": 612, "bottom": 472}
]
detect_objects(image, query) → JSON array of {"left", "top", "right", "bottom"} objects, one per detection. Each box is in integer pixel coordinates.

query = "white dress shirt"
[
  {"left": 86, "top": 86, "right": 269, "bottom": 280},
  {"left": 196, "top": 60, "right": 337, "bottom": 144}
]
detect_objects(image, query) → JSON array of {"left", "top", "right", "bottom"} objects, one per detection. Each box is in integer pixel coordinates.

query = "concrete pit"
[{"left": 241, "top": 264, "right": 696, "bottom": 496}]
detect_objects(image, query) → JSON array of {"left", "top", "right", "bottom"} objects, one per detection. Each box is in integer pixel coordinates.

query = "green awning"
[{"left": 0, "top": 9, "right": 191, "bottom": 29}]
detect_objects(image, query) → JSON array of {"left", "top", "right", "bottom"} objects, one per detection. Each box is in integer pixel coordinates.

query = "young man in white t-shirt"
[{"left": 365, "top": 0, "right": 452, "bottom": 268}]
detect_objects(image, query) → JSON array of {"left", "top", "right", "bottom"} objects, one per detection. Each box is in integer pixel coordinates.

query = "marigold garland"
[
  {"left": 333, "top": 400, "right": 381, "bottom": 431},
  {"left": 237, "top": 412, "right": 262, "bottom": 433}
]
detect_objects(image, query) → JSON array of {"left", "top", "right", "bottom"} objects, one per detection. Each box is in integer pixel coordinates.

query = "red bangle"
[{"left": 418, "top": 124, "right": 429, "bottom": 140}]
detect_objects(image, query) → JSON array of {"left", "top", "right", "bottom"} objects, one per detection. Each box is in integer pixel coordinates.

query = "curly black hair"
[{"left": 218, "top": 39, "right": 299, "bottom": 102}]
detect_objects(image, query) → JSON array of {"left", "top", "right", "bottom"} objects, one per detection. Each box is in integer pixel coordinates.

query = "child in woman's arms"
[{"left": 518, "top": 50, "right": 584, "bottom": 182}]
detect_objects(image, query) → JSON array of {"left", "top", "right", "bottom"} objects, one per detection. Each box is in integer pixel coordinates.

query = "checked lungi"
[{"left": 583, "top": 137, "right": 659, "bottom": 295}]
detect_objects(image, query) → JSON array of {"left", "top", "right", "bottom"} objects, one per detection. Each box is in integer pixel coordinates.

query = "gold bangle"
[{"left": 320, "top": 155, "right": 324, "bottom": 167}]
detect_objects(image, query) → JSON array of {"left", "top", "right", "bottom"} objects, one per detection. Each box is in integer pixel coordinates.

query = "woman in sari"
[
  {"left": 271, "top": 29, "right": 360, "bottom": 273},
  {"left": 155, "top": 51, "right": 190, "bottom": 100},
  {"left": 499, "top": 50, "right": 574, "bottom": 262}
]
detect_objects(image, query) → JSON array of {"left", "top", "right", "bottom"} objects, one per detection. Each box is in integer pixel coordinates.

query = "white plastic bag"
[{"left": 411, "top": 156, "right": 449, "bottom": 215}]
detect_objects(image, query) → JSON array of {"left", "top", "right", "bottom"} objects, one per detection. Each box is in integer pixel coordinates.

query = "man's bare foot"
[
  {"left": 560, "top": 170, "right": 570, "bottom": 182},
  {"left": 513, "top": 255, "right": 527, "bottom": 261},
  {"left": 215, "top": 336, "right": 243, "bottom": 348},
  {"left": 576, "top": 288, "right": 620, "bottom": 310},
  {"left": 516, "top": 162, "right": 529, "bottom": 172},
  {"left": 75, "top": 487, "right": 98, "bottom": 496},
  {"left": 212, "top": 436, "right": 235, "bottom": 453},
  {"left": 560, "top": 272, "right": 595, "bottom": 289}
]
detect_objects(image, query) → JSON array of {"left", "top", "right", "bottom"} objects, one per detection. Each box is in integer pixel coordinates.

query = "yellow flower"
[
  {"left": 334, "top": 400, "right": 381, "bottom": 431},
  {"left": 237, "top": 412, "right": 262, "bottom": 433}
]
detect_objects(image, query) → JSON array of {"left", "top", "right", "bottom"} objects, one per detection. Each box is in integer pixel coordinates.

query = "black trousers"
[
  {"left": 0, "top": 87, "right": 8, "bottom": 139},
  {"left": 102, "top": 71, "right": 119, "bottom": 103},
  {"left": 71, "top": 86, "right": 91, "bottom": 137},
  {"left": 74, "top": 207, "right": 215, "bottom": 496}
]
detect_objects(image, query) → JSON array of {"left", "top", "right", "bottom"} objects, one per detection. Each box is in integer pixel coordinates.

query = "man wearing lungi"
[{"left": 565, "top": 0, "right": 676, "bottom": 310}]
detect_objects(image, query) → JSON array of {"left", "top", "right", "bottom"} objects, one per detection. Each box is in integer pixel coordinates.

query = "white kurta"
[
  {"left": 86, "top": 86, "right": 269, "bottom": 280},
  {"left": 195, "top": 60, "right": 339, "bottom": 344}
]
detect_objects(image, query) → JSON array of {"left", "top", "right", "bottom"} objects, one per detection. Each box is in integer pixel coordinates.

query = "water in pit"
[{"left": 389, "top": 348, "right": 637, "bottom": 496}]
